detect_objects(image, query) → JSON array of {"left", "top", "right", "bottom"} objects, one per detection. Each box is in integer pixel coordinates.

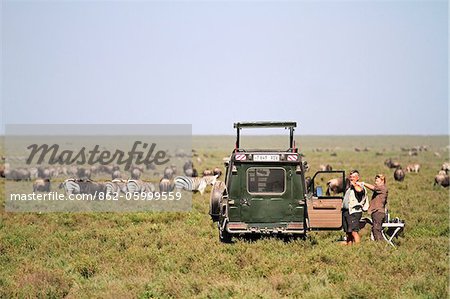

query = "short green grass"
[{"left": 1, "top": 136, "right": 449, "bottom": 298}]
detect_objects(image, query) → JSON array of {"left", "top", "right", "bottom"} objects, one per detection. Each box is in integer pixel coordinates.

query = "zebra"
[
  {"left": 59, "top": 178, "right": 81, "bottom": 195},
  {"left": 174, "top": 175, "right": 218, "bottom": 195},
  {"left": 105, "top": 179, "right": 128, "bottom": 194},
  {"left": 159, "top": 177, "right": 175, "bottom": 192},
  {"left": 127, "top": 180, "right": 156, "bottom": 194}
]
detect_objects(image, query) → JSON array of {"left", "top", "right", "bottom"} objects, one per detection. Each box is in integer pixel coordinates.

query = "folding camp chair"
[
  {"left": 359, "top": 212, "right": 405, "bottom": 247},
  {"left": 381, "top": 217, "right": 405, "bottom": 247}
]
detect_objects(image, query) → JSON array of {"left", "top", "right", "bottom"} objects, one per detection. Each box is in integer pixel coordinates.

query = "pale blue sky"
[{"left": 1, "top": 0, "right": 448, "bottom": 135}]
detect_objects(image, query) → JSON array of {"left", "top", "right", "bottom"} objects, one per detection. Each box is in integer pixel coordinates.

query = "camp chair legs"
[
  {"left": 381, "top": 222, "right": 405, "bottom": 247},
  {"left": 359, "top": 216, "right": 405, "bottom": 247}
]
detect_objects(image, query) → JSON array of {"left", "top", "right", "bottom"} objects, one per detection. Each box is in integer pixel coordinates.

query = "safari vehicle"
[{"left": 209, "top": 122, "right": 346, "bottom": 243}]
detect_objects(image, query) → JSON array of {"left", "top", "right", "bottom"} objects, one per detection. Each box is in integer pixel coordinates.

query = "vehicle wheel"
[
  {"left": 209, "top": 193, "right": 220, "bottom": 222},
  {"left": 219, "top": 226, "right": 232, "bottom": 243}
]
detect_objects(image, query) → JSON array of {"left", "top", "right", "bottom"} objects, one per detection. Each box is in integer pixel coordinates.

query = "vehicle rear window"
[{"left": 247, "top": 168, "right": 285, "bottom": 194}]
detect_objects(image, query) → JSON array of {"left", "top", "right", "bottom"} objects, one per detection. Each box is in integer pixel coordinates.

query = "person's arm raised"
[{"left": 362, "top": 182, "right": 375, "bottom": 191}]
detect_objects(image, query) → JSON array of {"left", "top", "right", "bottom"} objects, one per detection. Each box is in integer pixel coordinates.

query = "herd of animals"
[
  {"left": 0, "top": 156, "right": 223, "bottom": 197},
  {"left": 314, "top": 160, "right": 450, "bottom": 196},
  {"left": 0, "top": 149, "right": 449, "bottom": 198}
]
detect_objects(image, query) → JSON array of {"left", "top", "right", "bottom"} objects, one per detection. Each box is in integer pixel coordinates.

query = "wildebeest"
[
  {"left": 408, "top": 151, "right": 418, "bottom": 156},
  {"left": 77, "top": 168, "right": 91, "bottom": 179},
  {"left": 183, "top": 161, "right": 194, "bottom": 174},
  {"left": 67, "top": 166, "right": 78, "bottom": 177},
  {"left": 406, "top": 164, "right": 420, "bottom": 173},
  {"left": 319, "top": 164, "right": 333, "bottom": 172},
  {"left": 305, "top": 176, "right": 312, "bottom": 192},
  {"left": 130, "top": 164, "right": 144, "bottom": 173},
  {"left": 77, "top": 179, "right": 107, "bottom": 197},
  {"left": 33, "top": 178, "right": 51, "bottom": 192},
  {"left": 112, "top": 170, "right": 122, "bottom": 180},
  {"left": 175, "top": 149, "right": 187, "bottom": 158},
  {"left": 441, "top": 163, "right": 450, "bottom": 174},
  {"left": 97, "top": 165, "right": 120, "bottom": 175},
  {"left": 202, "top": 169, "right": 214, "bottom": 176},
  {"left": 59, "top": 178, "right": 106, "bottom": 197},
  {"left": 59, "top": 166, "right": 68, "bottom": 177},
  {"left": 170, "top": 164, "right": 178, "bottom": 176},
  {"left": 6, "top": 168, "right": 31, "bottom": 181},
  {"left": 326, "top": 177, "right": 349, "bottom": 196},
  {"left": 146, "top": 162, "right": 156, "bottom": 170},
  {"left": 183, "top": 161, "right": 199, "bottom": 177},
  {"left": 184, "top": 168, "right": 198, "bottom": 177},
  {"left": 130, "top": 168, "right": 142, "bottom": 180},
  {"left": 37, "top": 167, "right": 51, "bottom": 179},
  {"left": 213, "top": 167, "right": 222, "bottom": 178},
  {"left": 0, "top": 164, "right": 4, "bottom": 178},
  {"left": 434, "top": 173, "right": 449, "bottom": 187},
  {"left": 163, "top": 166, "right": 175, "bottom": 179},
  {"left": 385, "top": 158, "right": 400, "bottom": 169},
  {"left": 394, "top": 167, "right": 405, "bottom": 182}
]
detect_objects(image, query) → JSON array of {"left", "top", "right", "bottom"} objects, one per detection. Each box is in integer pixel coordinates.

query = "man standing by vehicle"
[{"left": 342, "top": 170, "right": 368, "bottom": 245}]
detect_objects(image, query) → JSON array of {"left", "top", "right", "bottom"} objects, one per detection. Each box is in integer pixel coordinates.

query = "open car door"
[{"left": 307, "top": 171, "right": 345, "bottom": 229}]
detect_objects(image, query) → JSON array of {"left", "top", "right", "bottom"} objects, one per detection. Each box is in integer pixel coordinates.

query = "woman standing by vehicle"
[{"left": 363, "top": 174, "right": 388, "bottom": 241}]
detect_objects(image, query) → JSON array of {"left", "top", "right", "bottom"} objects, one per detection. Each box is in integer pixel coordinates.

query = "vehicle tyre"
[
  {"left": 209, "top": 192, "right": 220, "bottom": 222},
  {"left": 219, "top": 225, "right": 232, "bottom": 243}
]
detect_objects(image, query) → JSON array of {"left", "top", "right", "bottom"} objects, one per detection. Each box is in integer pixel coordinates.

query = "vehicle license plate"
[{"left": 253, "top": 155, "right": 279, "bottom": 162}]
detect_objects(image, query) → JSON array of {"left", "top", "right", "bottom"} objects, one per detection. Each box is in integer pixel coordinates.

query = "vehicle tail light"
[
  {"left": 287, "top": 222, "right": 303, "bottom": 230},
  {"left": 228, "top": 222, "right": 248, "bottom": 230}
]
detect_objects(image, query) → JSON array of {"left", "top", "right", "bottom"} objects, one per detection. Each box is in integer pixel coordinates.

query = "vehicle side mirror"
[{"left": 315, "top": 186, "right": 323, "bottom": 197}]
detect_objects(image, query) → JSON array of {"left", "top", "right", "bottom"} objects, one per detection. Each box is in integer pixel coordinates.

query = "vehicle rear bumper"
[{"left": 226, "top": 222, "right": 305, "bottom": 234}]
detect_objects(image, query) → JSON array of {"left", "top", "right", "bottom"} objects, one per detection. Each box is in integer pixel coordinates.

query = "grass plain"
[{"left": 0, "top": 135, "right": 449, "bottom": 298}]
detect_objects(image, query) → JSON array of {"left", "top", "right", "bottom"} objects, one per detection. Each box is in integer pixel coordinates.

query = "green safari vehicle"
[{"left": 209, "top": 121, "right": 345, "bottom": 243}]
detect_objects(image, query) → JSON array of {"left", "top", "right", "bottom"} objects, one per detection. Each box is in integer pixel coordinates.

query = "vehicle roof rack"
[
  {"left": 234, "top": 121, "right": 297, "bottom": 129},
  {"left": 233, "top": 121, "right": 298, "bottom": 150}
]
